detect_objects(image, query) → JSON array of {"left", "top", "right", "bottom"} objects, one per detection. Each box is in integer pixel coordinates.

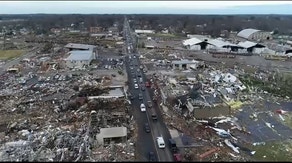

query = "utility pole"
[{"left": 3, "top": 29, "right": 6, "bottom": 50}]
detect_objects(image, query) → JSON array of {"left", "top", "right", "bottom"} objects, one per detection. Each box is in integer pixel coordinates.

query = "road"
[
  {"left": 0, "top": 45, "right": 43, "bottom": 75},
  {"left": 123, "top": 17, "right": 174, "bottom": 161}
]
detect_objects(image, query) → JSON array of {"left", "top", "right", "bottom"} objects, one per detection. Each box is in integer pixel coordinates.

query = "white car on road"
[
  {"left": 156, "top": 137, "right": 165, "bottom": 148},
  {"left": 134, "top": 83, "right": 139, "bottom": 89},
  {"left": 140, "top": 103, "right": 146, "bottom": 112}
]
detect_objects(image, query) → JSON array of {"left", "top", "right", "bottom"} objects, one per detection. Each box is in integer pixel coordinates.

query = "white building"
[
  {"left": 237, "top": 28, "right": 272, "bottom": 41},
  {"left": 206, "top": 39, "right": 240, "bottom": 52},
  {"left": 135, "top": 29, "right": 155, "bottom": 34},
  {"left": 65, "top": 50, "right": 94, "bottom": 69},
  {"left": 182, "top": 37, "right": 209, "bottom": 50},
  {"left": 237, "top": 41, "right": 266, "bottom": 54},
  {"left": 172, "top": 59, "right": 200, "bottom": 70}
]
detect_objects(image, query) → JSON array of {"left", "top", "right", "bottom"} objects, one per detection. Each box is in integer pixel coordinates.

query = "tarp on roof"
[
  {"left": 237, "top": 41, "right": 265, "bottom": 49},
  {"left": 65, "top": 50, "right": 93, "bottom": 61},
  {"left": 237, "top": 28, "right": 260, "bottom": 39},
  {"left": 183, "top": 38, "right": 204, "bottom": 46}
]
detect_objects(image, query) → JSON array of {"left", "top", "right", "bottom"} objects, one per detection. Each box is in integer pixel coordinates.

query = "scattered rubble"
[{"left": 0, "top": 45, "right": 134, "bottom": 161}]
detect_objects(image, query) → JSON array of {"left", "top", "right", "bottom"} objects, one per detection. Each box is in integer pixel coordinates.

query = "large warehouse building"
[
  {"left": 65, "top": 50, "right": 95, "bottom": 69},
  {"left": 237, "top": 28, "right": 272, "bottom": 41}
]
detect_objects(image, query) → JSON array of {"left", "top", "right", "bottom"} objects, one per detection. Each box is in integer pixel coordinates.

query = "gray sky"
[{"left": 0, "top": 1, "right": 292, "bottom": 14}]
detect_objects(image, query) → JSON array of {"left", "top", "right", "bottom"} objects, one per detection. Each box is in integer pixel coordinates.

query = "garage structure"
[
  {"left": 237, "top": 41, "right": 266, "bottom": 54},
  {"left": 237, "top": 28, "right": 272, "bottom": 41},
  {"left": 183, "top": 37, "right": 210, "bottom": 50},
  {"left": 206, "top": 39, "right": 241, "bottom": 52}
]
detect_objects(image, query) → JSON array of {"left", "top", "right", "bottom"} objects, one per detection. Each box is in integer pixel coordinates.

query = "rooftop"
[
  {"left": 238, "top": 41, "right": 265, "bottom": 49},
  {"left": 65, "top": 43, "right": 96, "bottom": 50},
  {"left": 237, "top": 28, "right": 261, "bottom": 39},
  {"left": 65, "top": 50, "right": 93, "bottom": 61},
  {"left": 98, "top": 127, "right": 127, "bottom": 138},
  {"left": 207, "top": 39, "right": 239, "bottom": 48},
  {"left": 172, "top": 59, "right": 200, "bottom": 65},
  {"left": 183, "top": 38, "right": 204, "bottom": 46}
]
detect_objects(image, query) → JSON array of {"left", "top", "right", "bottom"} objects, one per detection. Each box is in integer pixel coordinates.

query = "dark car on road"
[
  {"left": 144, "top": 123, "right": 150, "bottom": 133},
  {"left": 141, "top": 85, "right": 145, "bottom": 91},
  {"left": 138, "top": 93, "right": 143, "bottom": 100},
  {"left": 148, "top": 151, "right": 156, "bottom": 161},
  {"left": 147, "top": 101, "right": 153, "bottom": 108}
]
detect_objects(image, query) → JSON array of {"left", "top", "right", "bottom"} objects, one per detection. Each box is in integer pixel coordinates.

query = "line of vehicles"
[{"left": 125, "top": 27, "right": 181, "bottom": 161}]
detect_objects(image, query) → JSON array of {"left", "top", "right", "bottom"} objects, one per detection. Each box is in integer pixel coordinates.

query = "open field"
[
  {"left": 251, "top": 140, "right": 292, "bottom": 161},
  {"left": 0, "top": 50, "right": 25, "bottom": 60}
]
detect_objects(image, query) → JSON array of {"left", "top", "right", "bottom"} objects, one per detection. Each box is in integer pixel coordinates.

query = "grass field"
[
  {"left": 0, "top": 50, "right": 25, "bottom": 60},
  {"left": 250, "top": 140, "right": 292, "bottom": 161}
]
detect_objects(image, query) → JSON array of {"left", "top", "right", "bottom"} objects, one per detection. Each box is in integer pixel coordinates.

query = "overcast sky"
[{"left": 0, "top": 1, "right": 292, "bottom": 14}]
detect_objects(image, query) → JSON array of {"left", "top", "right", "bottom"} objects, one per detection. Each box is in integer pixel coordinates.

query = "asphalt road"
[
  {"left": 0, "top": 45, "right": 42, "bottom": 75},
  {"left": 124, "top": 18, "right": 174, "bottom": 161}
]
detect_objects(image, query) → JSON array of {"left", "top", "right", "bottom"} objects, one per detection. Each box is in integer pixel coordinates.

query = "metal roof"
[
  {"left": 135, "top": 30, "right": 155, "bottom": 34},
  {"left": 65, "top": 43, "right": 96, "bottom": 50},
  {"left": 66, "top": 50, "right": 93, "bottom": 61},
  {"left": 237, "top": 28, "right": 260, "bottom": 39},
  {"left": 183, "top": 38, "right": 204, "bottom": 46},
  {"left": 187, "top": 34, "right": 210, "bottom": 41},
  {"left": 237, "top": 41, "right": 265, "bottom": 48},
  {"left": 98, "top": 127, "right": 127, "bottom": 138},
  {"left": 207, "top": 39, "right": 239, "bottom": 48},
  {"left": 172, "top": 59, "right": 199, "bottom": 64}
]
